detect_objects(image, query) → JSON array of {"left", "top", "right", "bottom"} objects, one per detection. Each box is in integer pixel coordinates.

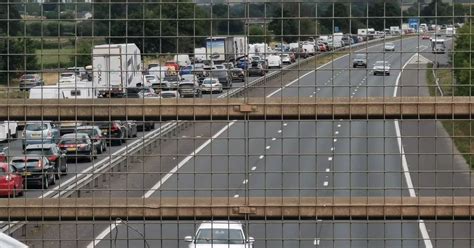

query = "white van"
[
  {"left": 266, "top": 55, "right": 282, "bottom": 68},
  {"left": 148, "top": 66, "right": 168, "bottom": 80},
  {"left": 29, "top": 85, "right": 62, "bottom": 99},
  {"left": 29, "top": 81, "right": 98, "bottom": 99},
  {"left": 173, "top": 54, "right": 191, "bottom": 67},
  {"left": 0, "top": 121, "right": 18, "bottom": 141},
  {"left": 193, "top": 47, "right": 206, "bottom": 62},
  {"left": 302, "top": 44, "right": 315, "bottom": 56},
  {"left": 332, "top": 33, "right": 344, "bottom": 48}
]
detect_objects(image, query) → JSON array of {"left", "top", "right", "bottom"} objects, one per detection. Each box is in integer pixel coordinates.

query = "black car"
[
  {"left": 25, "top": 143, "right": 67, "bottom": 178},
  {"left": 96, "top": 121, "right": 127, "bottom": 146},
  {"left": 10, "top": 156, "right": 56, "bottom": 189},
  {"left": 58, "top": 133, "right": 96, "bottom": 162},
  {"left": 208, "top": 70, "right": 232, "bottom": 89},
  {"left": 248, "top": 61, "right": 266, "bottom": 76}
]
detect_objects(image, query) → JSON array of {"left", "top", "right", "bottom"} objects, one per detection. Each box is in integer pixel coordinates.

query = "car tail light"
[
  {"left": 36, "top": 160, "right": 43, "bottom": 169},
  {"left": 47, "top": 131, "right": 52, "bottom": 138},
  {"left": 48, "top": 155, "right": 57, "bottom": 161},
  {"left": 111, "top": 123, "right": 120, "bottom": 132},
  {"left": 5, "top": 174, "right": 12, "bottom": 181}
]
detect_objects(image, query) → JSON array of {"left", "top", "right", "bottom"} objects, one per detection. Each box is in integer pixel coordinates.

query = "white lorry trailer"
[
  {"left": 206, "top": 36, "right": 248, "bottom": 63},
  {"left": 92, "top": 43, "right": 143, "bottom": 96}
]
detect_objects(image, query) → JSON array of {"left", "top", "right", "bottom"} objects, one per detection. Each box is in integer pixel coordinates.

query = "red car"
[
  {"left": 318, "top": 43, "right": 327, "bottom": 52},
  {"left": 0, "top": 163, "right": 24, "bottom": 197},
  {"left": 165, "top": 61, "right": 180, "bottom": 71},
  {"left": 421, "top": 34, "right": 431, "bottom": 40}
]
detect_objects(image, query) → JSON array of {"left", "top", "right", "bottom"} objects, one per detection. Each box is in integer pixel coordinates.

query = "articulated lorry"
[
  {"left": 206, "top": 36, "right": 248, "bottom": 63},
  {"left": 93, "top": 43, "right": 143, "bottom": 97}
]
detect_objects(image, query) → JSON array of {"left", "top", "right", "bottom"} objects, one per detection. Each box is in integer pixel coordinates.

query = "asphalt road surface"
[{"left": 11, "top": 36, "right": 473, "bottom": 248}]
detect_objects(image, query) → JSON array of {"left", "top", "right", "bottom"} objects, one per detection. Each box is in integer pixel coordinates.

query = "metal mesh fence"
[{"left": 0, "top": 0, "right": 473, "bottom": 247}]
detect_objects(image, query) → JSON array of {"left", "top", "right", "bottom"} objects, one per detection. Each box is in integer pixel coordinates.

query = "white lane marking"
[
  {"left": 251, "top": 166, "right": 257, "bottom": 171},
  {"left": 333, "top": 139, "right": 337, "bottom": 142},
  {"left": 335, "top": 131, "right": 339, "bottom": 135},
  {"left": 314, "top": 238, "right": 320, "bottom": 246},
  {"left": 325, "top": 168, "right": 330, "bottom": 172},
  {"left": 323, "top": 181, "right": 329, "bottom": 187},
  {"left": 86, "top": 121, "right": 236, "bottom": 248},
  {"left": 259, "top": 155, "right": 264, "bottom": 159},
  {"left": 328, "top": 157, "right": 333, "bottom": 161},
  {"left": 271, "top": 138, "right": 276, "bottom": 141},
  {"left": 265, "top": 146, "right": 271, "bottom": 150},
  {"left": 277, "top": 130, "right": 282, "bottom": 133},
  {"left": 242, "top": 179, "right": 248, "bottom": 184},
  {"left": 330, "top": 147, "right": 334, "bottom": 151},
  {"left": 283, "top": 123, "right": 288, "bottom": 126},
  {"left": 309, "top": 95, "right": 313, "bottom": 98},
  {"left": 234, "top": 194, "right": 239, "bottom": 198},
  {"left": 337, "top": 124, "right": 341, "bottom": 128},
  {"left": 393, "top": 54, "right": 433, "bottom": 248}
]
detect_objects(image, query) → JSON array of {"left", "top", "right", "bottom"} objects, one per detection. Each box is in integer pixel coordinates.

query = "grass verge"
[
  {"left": 426, "top": 63, "right": 474, "bottom": 169},
  {"left": 36, "top": 48, "right": 75, "bottom": 68}
]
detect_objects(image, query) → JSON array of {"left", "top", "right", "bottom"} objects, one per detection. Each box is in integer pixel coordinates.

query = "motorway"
[{"left": 9, "top": 36, "right": 474, "bottom": 247}]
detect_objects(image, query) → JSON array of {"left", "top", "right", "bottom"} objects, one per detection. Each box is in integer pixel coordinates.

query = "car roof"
[
  {"left": 26, "top": 121, "right": 51, "bottom": 124},
  {"left": 25, "top": 144, "right": 56, "bottom": 149},
  {"left": 198, "top": 221, "right": 243, "bottom": 230},
  {"left": 11, "top": 155, "right": 44, "bottom": 161},
  {"left": 62, "top": 133, "right": 89, "bottom": 138},
  {"left": 76, "top": 125, "right": 99, "bottom": 129}
]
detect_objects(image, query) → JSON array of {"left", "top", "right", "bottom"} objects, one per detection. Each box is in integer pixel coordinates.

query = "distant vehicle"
[
  {"left": 165, "top": 61, "right": 180, "bottom": 71},
  {"left": 19, "top": 74, "right": 44, "bottom": 91},
  {"left": 236, "top": 58, "right": 250, "bottom": 70},
  {"left": 22, "top": 121, "right": 60, "bottom": 150},
  {"left": 143, "top": 75, "right": 160, "bottom": 87},
  {"left": 358, "top": 28, "right": 375, "bottom": 40},
  {"left": 178, "top": 80, "right": 201, "bottom": 98},
  {"left": 160, "top": 90, "right": 181, "bottom": 98},
  {"left": 96, "top": 121, "right": 127, "bottom": 146},
  {"left": 200, "top": 78, "right": 222, "bottom": 94},
  {"left": 25, "top": 143, "right": 67, "bottom": 178},
  {"left": 446, "top": 27, "right": 455, "bottom": 37},
  {"left": 161, "top": 74, "right": 182, "bottom": 90},
  {"left": 0, "top": 145, "right": 8, "bottom": 163},
  {"left": 0, "top": 162, "right": 24, "bottom": 197},
  {"left": 373, "top": 61, "right": 391, "bottom": 76},
  {"left": 126, "top": 87, "right": 160, "bottom": 98},
  {"left": 59, "top": 72, "right": 77, "bottom": 83},
  {"left": 66, "top": 66, "right": 86, "bottom": 79},
  {"left": 11, "top": 155, "right": 55, "bottom": 188},
  {"left": 206, "top": 36, "right": 248, "bottom": 63},
  {"left": 266, "top": 55, "right": 282, "bottom": 68},
  {"left": 76, "top": 126, "right": 107, "bottom": 154},
  {"left": 58, "top": 133, "right": 96, "bottom": 162},
  {"left": 173, "top": 54, "right": 191, "bottom": 67},
  {"left": 194, "top": 47, "right": 207, "bottom": 62},
  {"left": 184, "top": 221, "right": 255, "bottom": 248},
  {"left": 0, "top": 232, "right": 28, "bottom": 248},
  {"left": 431, "top": 39, "right": 446, "bottom": 54},
  {"left": 421, "top": 34, "right": 431, "bottom": 40},
  {"left": 209, "top": 70, "right": 232, "bottom": 89},
  {"left": 179, "top": 65, "right": 194, "bottom": 76},
  {"left": 352, "top": 54, "right": 367, "bottom": 68},
  {"left": 248, "top": 61, "right": 266, "bottom": 76},
  {"left": 148, "top": 66, "right": 168, "bottom": 80},
  {"left": 332, "top": 32, "right": 344, "bottom": 48},
  {"left": 29, "top": 81, "right": 99, "bottom": 99},
  {"left": 58, "top": 121, "right": 84, "bottom": 136},
  {"left": 384, "top": 42, "right": 395, "bottom": 51},
  {"left": 419, "top": 23, "right": 428, "bottom": 32},
  {"left": 93, "top": 43, "right": 143, "bottom": 97},
  {"left": 390, "top": 26, "right": 400, "bottom": 35},
  {"left": 0, "top": 121, "right": 18, "bottom": 141},
  {"left": 230, "top": 68, "right": 245, "bottom": 82},
  {"left": 301, "top": 44, "right": 315, "bottom": 56}
]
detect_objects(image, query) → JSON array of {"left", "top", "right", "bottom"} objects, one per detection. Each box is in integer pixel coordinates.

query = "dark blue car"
[
  {"left": 237, "top": 59, "right": 250, "bottom": 70},
  {"left": 179, "top": 65, "right": 193, "bottom": 76}
]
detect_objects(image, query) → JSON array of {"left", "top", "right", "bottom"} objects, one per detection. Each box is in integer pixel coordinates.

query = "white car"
[
  {"left": 160, "top": 90, "right": 180, "bottom": 98},
  {"left": 266, "top": 55, "right": 282, "bottom": 68},
  {"left": 280, "top": 54, "right": 292, "bottom": 64},
  {"left": 143, "top": 75, "right": 160, "bottom": 87},
  {"left": 185, "top": 221, "right": 254, "bottom": 248},
  {"left": 200, "top": 78, "right": 223, "bottom": 93},
  {"left": 59, "top": 72, "right": 77, "bottom": 83},
  {"left": 373, "top": 61, "right": 391, "bottom": 76},
  {"left": 384, "top": 42, "right": 395, "bottom": 51}
]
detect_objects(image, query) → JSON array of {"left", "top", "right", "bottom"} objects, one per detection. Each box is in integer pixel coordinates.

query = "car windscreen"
[
  {"left": 26, "top": 124, "right": 48, "bottom": 131},
  {"left": 164, "top": 75, "right": 179, "bottom": 81},
  {"left": 161, "top": 93, "right": 176, "bottom": 98},
  {"left": 25, "top": 148, "right": 53, "bottom": 156},
  {"left": 355, "top": 54, "right": 366, "bottom": 59},
  {"left": 77, "top": 129, "right": 95, "bottom": 137},
  {"left": 195, "top": 229, "right": 244, "bottom": 244},
  {"left": 202, "top": 79, "right": 216, "bottom": 85},
  {"left": 60, "top": 138, "right": 88, "bottom": 144}
]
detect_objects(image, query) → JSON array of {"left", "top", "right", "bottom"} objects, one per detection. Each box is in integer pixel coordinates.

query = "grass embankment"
[
  {"left": 426, "top": 63, "right": 474, "bottom": 169},
  {"left": 35, "top": 48, "right": 75, "bottom": 69}
]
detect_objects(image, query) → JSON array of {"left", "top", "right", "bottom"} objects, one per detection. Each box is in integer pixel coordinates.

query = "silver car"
[
  {"left": 22, "top": 121, "right": 60, "bottom": 150},
  {"left": 200, "top": 78, "right": 223, "bottom": 93},
  {"left": 384, "top": 42, "right": 395, "bottom": 51},
  {"left": 19, "top": 74, "right": 44, "bottom": 91},
  {"left": 373, "top": 61, "right": 391, "bottom": 76}
]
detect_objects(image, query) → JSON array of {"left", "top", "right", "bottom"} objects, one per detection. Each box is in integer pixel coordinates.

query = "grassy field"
[
  {"left": 426, "top": 63, "right": 474, "bottom": 169},
  {"left": 35, "top": 48, "right": 74, "bottom": 68}
]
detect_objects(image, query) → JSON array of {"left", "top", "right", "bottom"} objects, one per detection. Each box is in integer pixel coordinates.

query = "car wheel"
[
  {"left": 353, "top": 65, "right": 357, "bottom": 68},
  {"left": 61, "top": 163, "right": 68, "bottom": 175},
  {"left": 97, "top": 146, "right": 102, "bottom": 155},
  {"left": 373, "top": 72, "right": 377, "bottom": 76},
  {"left": 15, "top": 187, "right": 23, "bottom": 197},
  {"left": 55, "top": 167, "right": 61, "bottom": 179}
]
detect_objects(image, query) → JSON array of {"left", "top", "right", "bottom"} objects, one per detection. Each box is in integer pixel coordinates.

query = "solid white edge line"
[
  {"left": 393, "top": 54, "right": 433, "bottom": 248},
  {"left": 86, "top": 121, "right": 236, "bottom": 248}
]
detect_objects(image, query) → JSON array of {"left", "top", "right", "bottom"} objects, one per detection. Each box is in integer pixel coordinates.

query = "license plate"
[
  {"left": 67, "top": 147, "right": 76, "bottom": 151},
  {"left": 31, "top": 134, "right": 40, "bottom": 137},
  {"left": 23, "top": 172, "right": 31, "bottom": 176}
]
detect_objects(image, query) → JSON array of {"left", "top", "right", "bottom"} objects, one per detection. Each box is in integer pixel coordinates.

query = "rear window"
[
  {"left": 22, "top": 75, "right": 36, "bottom": 79},
  {"left": 25, "top": 148, "right": 53, "bottom": 156},
  {"left": 161, "top": 93, "right": 176, "bottom": 98},
  {"left": 26, "top": 123, "right": 48, "bottom": 131},
  {"left": 11, "top": 159, "right": 40, "bottom": 167},
  {"left": 77, "top": 129, "right": 95, "bottom": 137},
  {"left": 60, "top": 138, "right": 88, "bottom": 144}
]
